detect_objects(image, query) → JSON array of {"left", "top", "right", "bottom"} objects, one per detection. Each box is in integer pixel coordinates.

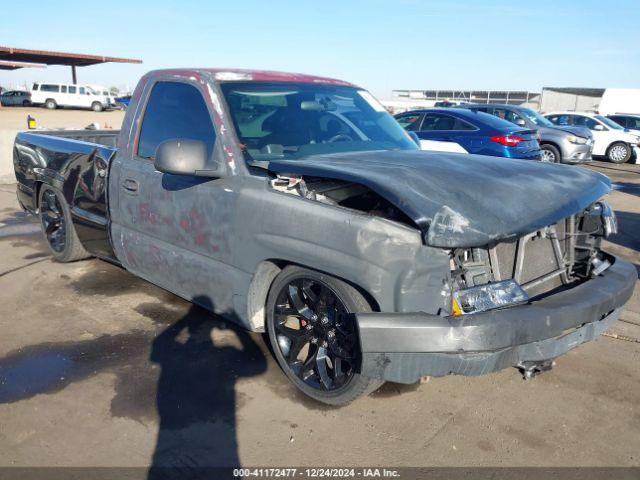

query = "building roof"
[
  {"left": 542, "top": 87, "right": 605, "bottom": 97},
  {"left": 0, "top": 46, "right": 142, "bottom": 67}
]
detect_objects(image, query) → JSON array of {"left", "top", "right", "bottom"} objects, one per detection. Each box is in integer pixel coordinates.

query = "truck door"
[{"left": 109, "top": 79, "right": 239, "bottom": 314}]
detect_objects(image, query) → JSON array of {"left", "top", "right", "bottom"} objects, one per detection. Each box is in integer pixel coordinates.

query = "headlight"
[
  {"left": 451, "top": 280, "right": 529, "bottom": 316},
  {"left": 567, "top": 135, "right": 588, "bottom": 144}
]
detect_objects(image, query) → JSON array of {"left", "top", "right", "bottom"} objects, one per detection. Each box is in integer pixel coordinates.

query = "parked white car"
[
  {"left": 544, "top": 111, "right": 640, "bottom": 163},
  {"left": 607, "top": 114, "right": 640, "bottom": 136},
  {"left": 30, "top": 83, "right": 110, "bottom": 112}
]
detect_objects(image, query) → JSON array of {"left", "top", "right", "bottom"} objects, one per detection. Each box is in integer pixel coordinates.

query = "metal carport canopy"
[
  {"left": 0, "top": 46, "right": 142, "bottom": 83},
  {"left": 0, "top": 60, "right": 46, "bottom": 71}
]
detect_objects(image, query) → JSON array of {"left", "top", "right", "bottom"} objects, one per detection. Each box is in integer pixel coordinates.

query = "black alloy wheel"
[
  {"left": 40, "top": 188, "right": 66, "bottom": 253},
  {"left": 273, "top": 278, "right": 357, "bottom": 390},
  {"left": 266, "top": 266, "right": 383, "bottom": 405}
]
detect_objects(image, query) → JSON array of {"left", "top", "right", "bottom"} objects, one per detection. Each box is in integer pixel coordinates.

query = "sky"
[{"left": 1, "top": 0, "right": 639, "bottom": 98}]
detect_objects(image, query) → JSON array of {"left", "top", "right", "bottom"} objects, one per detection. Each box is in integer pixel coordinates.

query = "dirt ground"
[
  {"left": 0, "top": 136, "right": 638, "bottom": 471},
  {"left": 0, "top": 106, "right": 125, "bottom": 130}
]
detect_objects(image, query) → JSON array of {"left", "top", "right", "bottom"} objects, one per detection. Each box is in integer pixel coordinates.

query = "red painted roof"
[{"left": 147, "top": 68, "right": 358, "bottom": 87}]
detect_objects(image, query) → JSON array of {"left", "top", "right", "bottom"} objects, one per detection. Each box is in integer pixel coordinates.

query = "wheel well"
[
  {"left": 539, "top": 141, "right": 561, "bottom": 154},
  {"left": 246, "top": 259, "right": 380, "bottom": 332},
  {"left": 606, "top": 141, "right": 627, "bottom": 151}
]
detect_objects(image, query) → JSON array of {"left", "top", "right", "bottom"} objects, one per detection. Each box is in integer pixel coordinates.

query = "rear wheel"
[
  {"left": 266, "top": 266, "right": 384, "bottom": 405},
  {"left": 606, "top": 142, "right": 631, "bottom": 164},
  {"left": 540, "top": 144, "right": 561, "bottom": 163},
  {"left": 44, "top": 99, "right": 57, "bottom": 110},
  {"left": 22, "top": 100, "right": 30, "bottom": 106},
  {"left": 91, "top": 102, "right": 104, "bottom": 112},
  {"left": 38, "top": 185, "right": 90, "bottom": 262}
]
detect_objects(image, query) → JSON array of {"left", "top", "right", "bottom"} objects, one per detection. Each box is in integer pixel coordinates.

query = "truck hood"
[{"left": 267, "top": 150, "right": 611, "bottom": 248}]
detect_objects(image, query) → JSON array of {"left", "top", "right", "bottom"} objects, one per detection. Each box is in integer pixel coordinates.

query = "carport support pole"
[{"left": 71, "top": 65, "right": 77, "bottom": 84}]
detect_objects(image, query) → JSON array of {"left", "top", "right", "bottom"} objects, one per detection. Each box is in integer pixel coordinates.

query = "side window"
[
  {"left": 395, "top": 113, "right": 423, "bottom": 131},
  {"left": 452, "top": 118, "right": 476, "bottom": 131},
  {"left": 137, "top": 81, "right": 216, "bottom": 160},
  {"left": 501, "top": 109, "right": 525, "bottom": 125},
  {"left": 630, "top": 118, "right": 640, "bottom": 130},
  {"left": 548, "top": 114, "right": 569, "bottom": 126},
  {"left": 421, "top": 114, "right": 441, "bottom": 130},
  {"left": 61, "top": 86, "right": 67, "bottom": 93},
  {"left": 432, "top": 114, "right": 456, "bottom": 130},
  {"left": 608, "top": 116, "right": 624, "bottom": 126},
  {"left": 40, "top": 84, "right": 60, "bottom": 93},
  {"left": 493, "top": 108, "right": 507, "bottom": 120},
  {"left": 79, "top": 87, "right": 86, "bottom": 95},
  {"left": 573, "top": 116, "right": 599, "bottom": 130},
  {"left": 68, "top": 86, "right": 77, "bottom": 94}
]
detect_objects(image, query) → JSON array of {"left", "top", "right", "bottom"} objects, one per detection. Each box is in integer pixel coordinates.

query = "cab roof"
[{"left": 145, "top": 68, "right": 358, "bottom": 87}]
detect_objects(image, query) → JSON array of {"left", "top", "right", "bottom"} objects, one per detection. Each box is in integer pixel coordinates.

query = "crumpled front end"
[{"left": 357, "top": 202, "right": 637, "bottom": 383}]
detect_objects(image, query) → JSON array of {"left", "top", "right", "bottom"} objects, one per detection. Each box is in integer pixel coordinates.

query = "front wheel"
[
  {"left": 540, "top": 144, "right": 561, "bottom": 163},
  {"left": 266, "top": 266, "right": 384, "bottom": 405},
  {"left": 606, "top": 142, "right": 632, "bottom": 164},
  {"left": 38, "top": 185, "right": 91, "bottom": 262},
  {"left": 44, "top": 99, "right": 57, "bottom": 109},
  {"left": 91, "top": 102, "right": 104, "bottom": 112}
]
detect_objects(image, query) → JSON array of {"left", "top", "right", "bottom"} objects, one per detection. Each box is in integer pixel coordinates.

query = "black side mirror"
[
  {"left": 154, "top": 139, "right": 226, "bottom": 177},
  {"left": 408, "top": 131, "right": 421, "bottom": 147}
]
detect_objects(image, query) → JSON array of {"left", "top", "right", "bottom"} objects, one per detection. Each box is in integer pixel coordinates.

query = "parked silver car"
[
  {"left": 0, "top": 90, "right": 31, "bottom": 106},
  {"left": 462, "top": 104, "right": 593, "bottom": 163}
]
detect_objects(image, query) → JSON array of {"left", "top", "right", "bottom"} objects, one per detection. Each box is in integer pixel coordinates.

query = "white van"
[
  {"left": 30, "top": 83, "right": 110, "bottom": 111},
  {"left": 598, "top": 88, "right": 640, "bottom": 116}
]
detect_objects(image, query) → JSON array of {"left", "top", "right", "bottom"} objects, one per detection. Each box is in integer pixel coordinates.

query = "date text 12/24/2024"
[{"left": 233, "top": 468, "right": 401, "bottom": 478}]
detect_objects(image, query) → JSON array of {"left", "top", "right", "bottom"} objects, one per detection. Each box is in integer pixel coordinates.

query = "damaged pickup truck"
[{"left": 13, "top": 69, "right": 637, "bottom": 405}]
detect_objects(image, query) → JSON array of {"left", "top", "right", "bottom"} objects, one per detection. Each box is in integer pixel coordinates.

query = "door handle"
[{"left": 122, "top": 178, "right": 139, "bottom": 193}]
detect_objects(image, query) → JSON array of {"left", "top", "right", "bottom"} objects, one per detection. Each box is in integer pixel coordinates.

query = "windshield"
[
  {"left": 595, "top": 115, "right": 623, "bottom": 130},
  {"left": 220, "top": 82, "right": 417, "bottom": 160},
  {"left": 520, "top": 108, "right": 555, "bottom": 127}
]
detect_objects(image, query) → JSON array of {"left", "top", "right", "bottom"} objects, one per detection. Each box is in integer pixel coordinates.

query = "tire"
[
  {"left": 91, "top": 102, "right": 104, "bottom": 112},
  {"left": 44, "top": 99, "right": 57, "bottom": 110},
  {"left": 22, "top": 100, "right": 30, "bottom": 107},
  {"left": 540, "top": 144, "right": 561, "bottom": 163},
  {"left": 38, "top": 185, "right": 91, "bottom": 262},
  {"left": 606, "top": 142, "right": 632, "bottom": 164},
  {"left": 266, "top": 265, "right": 384, "bottom": 406}
]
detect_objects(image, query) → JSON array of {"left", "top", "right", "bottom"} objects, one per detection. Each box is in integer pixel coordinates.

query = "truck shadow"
[
  {"left": 148, "top": 296, "right": 267, "bottom": 478},
  {"left": 0, "top": 291, "right": 267, "bottom": 475},
  {"left": 613, "top": 182, "right": 640, "bottom": 198}
]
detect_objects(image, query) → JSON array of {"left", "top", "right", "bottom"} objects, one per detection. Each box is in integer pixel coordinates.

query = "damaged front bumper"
[{"left": 357, "top": 257, "right": 637, "bottom": 383}]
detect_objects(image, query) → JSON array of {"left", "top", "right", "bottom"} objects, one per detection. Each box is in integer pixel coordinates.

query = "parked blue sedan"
[{"left": 395, "top": 108, "right": 542, "bottom": 160}]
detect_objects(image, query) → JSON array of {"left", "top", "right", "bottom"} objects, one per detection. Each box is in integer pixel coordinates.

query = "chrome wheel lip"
[{"left": 273, "top": 278, "right": 357, "bottom": 392}]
